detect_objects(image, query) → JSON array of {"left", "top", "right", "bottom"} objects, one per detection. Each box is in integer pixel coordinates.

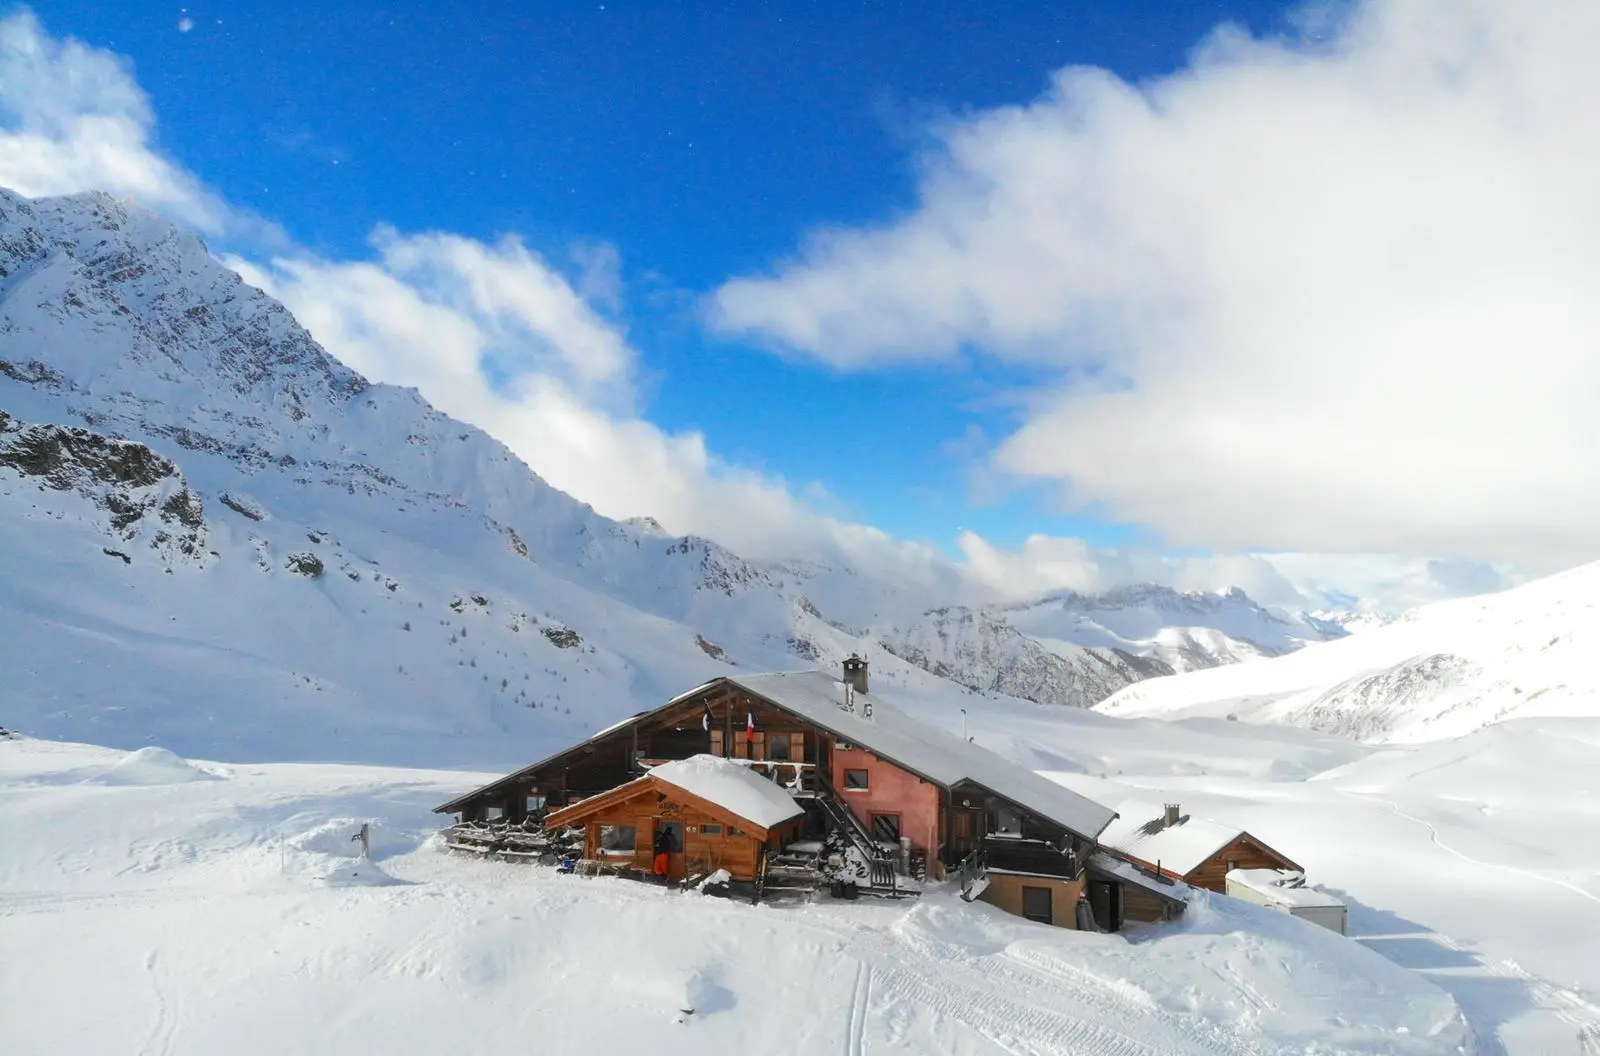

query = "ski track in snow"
[
  {"left": 1338, "top": 790, "right": 1600, "bottom": 1052},
  {"left": 138, "top": 949, "right": 176, "bottom": 1056},
  {"left": 1348, "top": 790, "right": 1600, "bottom": 908},
  {"left": 845, "top": 960, "right": 871, "bottom": 1056}
]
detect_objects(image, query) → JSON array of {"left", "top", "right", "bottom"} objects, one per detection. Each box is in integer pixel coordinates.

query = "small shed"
[
  {"left": 542, "top": 754, "right": 804, "bottom": 883},
  {"left": 1096, "top": 799, "right": 1302, "bottom": 893},
  {"left": 1085, "top": 852, "right": 1190, "bottom": 931},
  {"left": 1225, "top": 868, "right": 1348, "bottom": 936}
]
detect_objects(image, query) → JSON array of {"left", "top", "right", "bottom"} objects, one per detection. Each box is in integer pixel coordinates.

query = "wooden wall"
[
  {"left": 575, "top": 788, "right": 783, "bottom": 882},
  {"left": 1120, "top": 883, "right": 1183, "bottom": 923},
  {"left": 1182, "top": 834, "right": 1299, "bottom": 892}
]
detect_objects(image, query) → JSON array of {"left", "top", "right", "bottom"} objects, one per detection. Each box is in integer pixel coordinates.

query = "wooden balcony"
[{"left": 981, "top": 834, "right": 1083, "bottom": 880}]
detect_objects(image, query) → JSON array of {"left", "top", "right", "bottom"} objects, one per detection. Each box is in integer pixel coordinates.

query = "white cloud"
[
  {"left": 956, "top": 532, "right": 1523, "bottom": 614},
  {"left": 0, "top": 9, "right": 227, "bottom": 233},
  {"left": 0, "top": 4, "right": 1540, "bottom": 615},
  {"left": 710, "top": 0, "right": 1600, "bottom": 574},
  {"left": 229, "top": 244, "right": 941, "bottom": 571}
]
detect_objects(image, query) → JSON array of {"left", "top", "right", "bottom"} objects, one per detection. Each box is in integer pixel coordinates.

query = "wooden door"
[
  {"left": 1088, "top": 880, "right": 1122, "bottom": 932},
  {"left": 950, "top": 808, "right": 984, "bottom": 858}
]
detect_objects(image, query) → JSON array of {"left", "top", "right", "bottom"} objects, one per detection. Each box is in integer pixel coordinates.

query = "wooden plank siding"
[
  {"left": 1115, "top": 832, "right": 1303, "bottom": 894},
  {"left": 1180, "top": 833, "right": 1302, "bottom": 892},
  {"left": 547, "top": 778, "right": 800, "bottom": 883},
  {"left": 1121, "top": 883, "right": 1184, "bottom": 923}
]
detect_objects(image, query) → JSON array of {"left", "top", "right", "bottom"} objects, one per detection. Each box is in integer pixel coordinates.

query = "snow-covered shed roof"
[
  {"left": 1226, "top": 868, "right": 1344, "bottom": 909},
  {"left": 1097, "top": 799, "right": 1244, "bottom": 876},
  {"left": 648, "top": 755, "right": 804, "bottom": 831},
  {"left": 672, "top": 670, "right": 1116, "bottom": 841},
  {"left": 1087, "top": 852, "right": 1191, "bottom": 905}
]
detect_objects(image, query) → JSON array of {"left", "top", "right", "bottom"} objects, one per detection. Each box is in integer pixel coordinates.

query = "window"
[
  {"left": 1022, "top": 885, "right": 1053, "bottom": 925},
  {"left": 484, "top": 804, "right": 504, "bottom": 822},
  {"left": 727, "top": 826, "right": 744, "bottom": 838},
  {"left": 870, "top": 813, "right": 901, "bottom": 842},
  {"left": 994, "top": 804, "right": 1022, "bottom": 834},
  {"left": 599, "top": 825, "right": 636, "bottom": 855},
  {"left": 1227, "top": 859, "right": 1240, "bottom": 872},
  {"left": 526, "top": 794, "right": 545, "bottom": 815},
  {"left": 844, "top": 768, "right": 870, "bottom": 790},
  {"left": 701, "top": 824, "right": 723, "bottom": 836},
  {"left": 768, "top": 733, "right": 791, "bottom": 761}
]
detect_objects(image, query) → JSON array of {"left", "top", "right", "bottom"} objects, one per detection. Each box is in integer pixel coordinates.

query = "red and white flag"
[{"left": 746, "top": 711, "right": 755, "bottom": 738}]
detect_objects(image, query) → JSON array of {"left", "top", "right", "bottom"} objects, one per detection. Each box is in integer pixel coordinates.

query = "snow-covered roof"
[
  {"left": 648, "top": 755, "right": 803, "bottom": 831},
  {"left": 1097, "top": 799, "right": 1243, "bottom": 876},
  {"left": 1226, "top": 868, "right": 1344, "bottom": 909},
  {"left": 675, "top": 670, "right": 1116, "bottom": 840},
  {"left": 1087, "top": 852, "right": 1190, "bottom": 904}
]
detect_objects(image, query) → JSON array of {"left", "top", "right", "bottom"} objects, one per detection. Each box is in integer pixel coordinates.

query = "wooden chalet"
[
  {"left": 435, "top": 659, "right": 1175, "bottom": 930},
  {"left": 541, "top": 755, "right": 803, "bottom": 883},
  {"left": 1096, "top": 800, "right": 1302, "bottom": 893}
]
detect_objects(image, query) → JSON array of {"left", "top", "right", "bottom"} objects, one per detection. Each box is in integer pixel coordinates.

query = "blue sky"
[
  {"left": 6, "top": 1, "right": 1579, "bottom": 611},
  {"left": 37, "top": 0, "right": 1293, "bottom": 553}
]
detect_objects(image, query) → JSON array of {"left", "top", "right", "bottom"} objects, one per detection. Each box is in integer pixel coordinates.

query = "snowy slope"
[
  {"left": 1004, "top": 585, "right": 1343, "bottom": 670},
  {"left": 0, "top": 184, "right": 1345, "bottom": 760},
  {"left": 872, "top": 588, "right": 1343, "bottom": 709},
  {"left": 1096, "top": 561, "right": 1600, "bottom": 742}
]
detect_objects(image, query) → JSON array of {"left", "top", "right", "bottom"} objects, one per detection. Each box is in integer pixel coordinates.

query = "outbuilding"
[
  {"left": 1095, "top": 799, "right": 1302, "bottom": 893},
  {"left": 541, "top": 754, "right": 804, "bottom": 884},
  {"left": 1225, "top": 868, "right": 1348, "bottom": 935}
]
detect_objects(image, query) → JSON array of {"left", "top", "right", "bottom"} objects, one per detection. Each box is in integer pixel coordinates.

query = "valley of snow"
[
  {"left": 5, "top": 184, "right": 1600, "bottom": 1055},
  {"left": 1098, "top": 561, "right": 1600, "bottom": 744},
  {"left": 6, "top": 696, "right": 1600, "bottom": 1054}
]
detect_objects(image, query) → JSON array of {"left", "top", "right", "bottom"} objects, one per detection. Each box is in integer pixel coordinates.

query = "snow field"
[{"left": 1, "top": 737, "right": 1477, "bottom": 1056}]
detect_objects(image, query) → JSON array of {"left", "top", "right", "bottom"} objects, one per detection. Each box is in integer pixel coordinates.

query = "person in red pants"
[{"left": 652, "top": 826, "right": 678, "bottom": 883}]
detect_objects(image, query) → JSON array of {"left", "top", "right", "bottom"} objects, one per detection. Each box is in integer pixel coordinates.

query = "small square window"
[
  {"left": 484, "top": 805, "right": 504, "bottom": 821},
  {"left": 701, "top": 824, "right": 723, "bottom": 836},
  {"left": 727, "top": 826, "right": 744, "bottom": 837},
  {"left": 844, "top": 768, "right": 870, "bottom": 790}
]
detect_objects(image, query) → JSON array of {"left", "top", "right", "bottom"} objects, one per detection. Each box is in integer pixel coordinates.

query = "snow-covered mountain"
[
  {"left": 1096, "top": 561, "right": 1600, "bottom": 742},
  {"left": 0, "top": 187, "right": 1346, "bottom": 761}
]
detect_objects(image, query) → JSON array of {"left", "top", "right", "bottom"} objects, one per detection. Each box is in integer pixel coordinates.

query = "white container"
[{"left": 1225, "top": 868, "right": 1348, "bottom": 936}]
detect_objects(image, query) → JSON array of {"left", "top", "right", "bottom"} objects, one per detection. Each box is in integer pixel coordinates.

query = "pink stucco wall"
[{"left": 833, "top": 746, "right": 941, "bottom": 856}]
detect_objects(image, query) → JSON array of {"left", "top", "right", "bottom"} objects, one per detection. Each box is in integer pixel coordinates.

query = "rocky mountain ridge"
[{"left": 0, "top": 187, "right": 1347, "bottom": 762}]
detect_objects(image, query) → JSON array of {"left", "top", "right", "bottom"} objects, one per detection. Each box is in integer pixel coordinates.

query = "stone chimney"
[
  {"left": 1163, "top": 803, "right": 1181, "bottom": 828},
  {"left": 842, "top": 654, "right": 869, "bottom": 696}
]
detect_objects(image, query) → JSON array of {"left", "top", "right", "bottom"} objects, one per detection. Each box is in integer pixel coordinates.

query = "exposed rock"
[
  {"left": 219, "top": 492, "right": 266, "bottom": 521},
  {"left": 694, "top": 634, "right": 732, "bottom": 663},
  {"left": 541, "top": 625, "right": 582, "bottom": 649},
  {"left": 285, "top": 552, "right": 325, "bottom": 578}
]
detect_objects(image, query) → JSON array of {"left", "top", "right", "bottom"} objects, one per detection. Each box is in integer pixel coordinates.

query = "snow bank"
[
  {"left": 320, "top": 859, "right": 406, "bottom": 888},
  {"left": 78, "top": 746, "right": 217, "bottom": 786},
  {"left": 1103, "top": 893, "right": 1472, "bottom": 1053}
]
